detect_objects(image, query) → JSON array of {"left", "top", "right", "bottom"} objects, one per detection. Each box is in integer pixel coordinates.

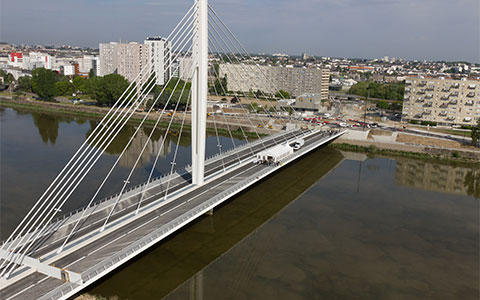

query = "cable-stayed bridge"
[{"left": 0, "top": 1, "right": 344, "bottom": 299}]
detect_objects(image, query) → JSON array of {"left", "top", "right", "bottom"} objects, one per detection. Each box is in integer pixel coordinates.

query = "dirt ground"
[{"left": 396, "top": 133, "right": 476, "bottom": 150}]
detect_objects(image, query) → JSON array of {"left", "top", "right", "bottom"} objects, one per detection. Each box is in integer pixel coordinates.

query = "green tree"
[
  {"left": 210, "top": 75, "right": 227, "bottom": 96},
  {"left": 94, "top": 74, "right": 131, "bottom": 107},
  {"left": 349, "top": 81, "right": 405, "bottom": 100},
  {"left": 17, "top": 76, "right": 32, "bottom": 92},
  {"left": 55, "top": 81, "right": 74, "bottom": 96},
  {"left": 72, "top": 76, "right": 88, "bottom": 94},
  {"left": 248, "top": 102, "right": 260, "bottom": 113},
  {"left": 471, "top": 119, "right": 480, "bottom": 147},
  {"left": 275, "top": 90, "right": 291, "bottom": 99},
  {"left": 149, "top": 77, "right": 191, "bottom": 109},
  {"left": 376, "top": 101, "right": 390, "bottom": 110},
  {"left": 88, "top": 68, "right": 96, "bottom": 79},
  {"left": 0, "top": 69, "right": 14, "bottom": 84},
  {"left": 31, "top": 68, "right": 57, "bottom": 100},
  {"left": 86, "top": 76, "right": 99, "bottom": 98}
]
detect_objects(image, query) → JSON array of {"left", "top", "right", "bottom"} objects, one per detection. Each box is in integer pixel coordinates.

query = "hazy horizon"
[{"left": 1, "top": 0, "right": 479, "bottom": 63}]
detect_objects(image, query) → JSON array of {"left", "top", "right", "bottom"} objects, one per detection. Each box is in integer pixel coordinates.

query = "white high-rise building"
[
  {"left": 79, "top": 55, "right": 99, "bottom": 75},
  {"left": 99, "top": 42, "right": 119, "bottom": 77},
  {"left": 99, "top": 42, "right": 148, "bottom": 83},
  {"left": 144, "top": 37, "right": 171, "bottom": 85}
]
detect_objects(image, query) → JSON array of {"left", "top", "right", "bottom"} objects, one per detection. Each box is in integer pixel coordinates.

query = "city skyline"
[{"left": 1, "top": 0, "right": 479, "bottom": 63}]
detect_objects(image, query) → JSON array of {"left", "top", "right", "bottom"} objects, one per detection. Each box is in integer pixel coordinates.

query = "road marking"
[
  {"left": 62, "top": 255, "right": 86, "bottom": 269},
  {"left": 29, "top": 132, "right": 303, "bottom": 256},
  {"left": 90, "top": 235, "right": 126, "bottom": 256},
  {"left": 37, "top": 276, "right": 49, "bottom": 284},
  {"left": 6, "top": 283, "right": 35, "bottom": 300},
  {"left": 160, "top": 203, "right": 185, "bottom": 216},
  {"left": 126, "top": 216, "right": 159, "bottom": 235}
]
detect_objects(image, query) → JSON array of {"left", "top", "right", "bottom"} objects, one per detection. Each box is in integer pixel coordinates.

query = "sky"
[{"left": 1, "top": 0, "right": 479, "bottom": 63}]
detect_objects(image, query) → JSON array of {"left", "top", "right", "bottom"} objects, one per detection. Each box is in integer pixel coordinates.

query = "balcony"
[
  {"left": 440, "top": 95, "right": 449, "bottom": 101},
  {"left": 423, "top": 110, "right": 432, "bottom": 115},
  {"left": 426, "top": 86, "right": 435, "bottom": 91},
  {"left": 415, "top": 97, "right": 425, "bottom": 102},
  {"left": 466, "top": 100, "right": 474, "bottom": 106},
  {"left": 417, "top": 90, "right": 426, "bottom": 95},
  {"left": 447, "top": 116, "right": 456, "bottom": 121},
  {"left": 449, "top": 99, "right": 458, "bottom": 105},
  {"left": 439, "top": 103, "right": 448, "bottom": 108},
  {"left": 405, "top": 88, "right": 411, "bottom": 93},
  {"left": 451, "top": 83, "right": 460, "bottom": 89},
  {"left": 423, "top": 103, "right": 432, "bottom": 108},
  {"left": 418, "top": 81, "right": 427, "bottom": 87},
  {"left": 441, "top": 88, "right": 450, "bottom": 92},
  {"left": 439, "top": 111, "right": 447, "bottom": 116},
  {"left": 468, "top": 84, "right": 476, "bottom": 89},
  {"left": 405, "top": 80, "right": 412, "bottom": 85},
  {"left": 464, "top": 117, "right": 472, "bottom": 122},
  {"left": 425, "top": 94, "right": 433, "bottom": 99},
  {"left": 450, "top": 91, "right": 459, "bottom": 97},
  {"left": 467, "top": 92, "right": 475, "bottom": 98}
]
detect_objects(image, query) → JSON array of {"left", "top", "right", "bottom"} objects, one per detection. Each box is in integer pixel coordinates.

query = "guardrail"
[
  {"left": 2, "top": 130, "right": 302, "bottom": 249},
  {"left": 38, "top": 129, "right": 338, "bottom": 300}
]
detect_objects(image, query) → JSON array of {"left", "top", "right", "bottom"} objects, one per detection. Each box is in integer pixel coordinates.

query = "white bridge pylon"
[
  {"left": 191, "top": 0, "right": 208, "bottom": 186},
  {"left": 0, "top": 0, "right": 306, "bottom": 282}
]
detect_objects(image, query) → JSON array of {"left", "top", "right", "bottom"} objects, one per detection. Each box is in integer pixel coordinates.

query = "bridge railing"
[
  {"left": 1, "top": 130, "right": 305, "bottom": 249},
  {"left": 38, "top": 130, "right": 328, "bottom": 300}
]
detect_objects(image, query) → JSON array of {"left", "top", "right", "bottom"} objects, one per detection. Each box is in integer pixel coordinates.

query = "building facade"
[
  {"left": 99, "top": 42, "right": 119, "bottom": 77},
  {"left": 218, "top": 63, "right": 330, "bottom": 99},
  {"left": 99, "top": 42, "right": 149, "bottom": 83},
  {"left": 402, "top": 77, "right": 480, "bottom": 126},
  {"left": 144, "top": 37, "right": 171, "bottom": 85},
  {"left": 295, "top": 93, "right": 324, "bottom": 112}
]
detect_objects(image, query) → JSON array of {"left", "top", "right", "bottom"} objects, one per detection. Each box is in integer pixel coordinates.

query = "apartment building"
[
  {"left": 99, "top": 42, "right": 118, "bottom": 77},
  {"left": 144, "top": 37, "right": 171, "bottom": 85},
  {"left": 402, "top": 77, "right": 480, "bottom": 126},
  {"left": 218, "top": 64, "right": 330, "bottom": 99},
  {"left": 99, "top": 38, "right": 170, "bottom": 85},
  {"left": 117, "top": 42, "right": 148, "bottom": 83}
]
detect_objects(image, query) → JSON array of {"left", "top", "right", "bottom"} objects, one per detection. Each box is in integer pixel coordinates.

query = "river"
[{"left": 0, "top": 107, "right": 478, "bottom": 299}]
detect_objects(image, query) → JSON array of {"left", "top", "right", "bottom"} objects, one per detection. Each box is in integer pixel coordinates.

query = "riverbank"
[
  {"left": 330, "top": 141, "right": 480, "bottom": 167},
  {"left": 0, "top": 97, "right": 266, "bottom": 139}
]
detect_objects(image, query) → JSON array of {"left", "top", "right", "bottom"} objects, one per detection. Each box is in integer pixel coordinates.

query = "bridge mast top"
[{"left": 191, "top": 0, "right": 208, "bottom": 186}]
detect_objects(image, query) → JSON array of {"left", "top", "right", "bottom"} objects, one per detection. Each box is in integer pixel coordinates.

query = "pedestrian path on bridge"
[{"left": 1, "top": 1, "right": 344, "bottom": 299}]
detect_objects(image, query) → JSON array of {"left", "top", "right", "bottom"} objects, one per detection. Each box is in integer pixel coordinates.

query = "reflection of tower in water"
[{"left": 119, "top": 129, "right": 172, "bottom": 168}]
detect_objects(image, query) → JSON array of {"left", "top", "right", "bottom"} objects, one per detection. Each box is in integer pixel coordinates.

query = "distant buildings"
[
  {"left": 99, "top": 37, "right": 170, "bottom": 85},
  {"left": 294, "top": 93, "right": 324, "bottom": 112},
  {"left": 144, "top": 37, "right": 171, "bottom": 85},
  {"left": 402, "top": 76, "right": 480, "bottom": 126},
  {"left": 218, "top": 63, "right": 330, "bottom": 98},
  {"left": 99, "top": 42, "right": 147, "bottom": 83}
]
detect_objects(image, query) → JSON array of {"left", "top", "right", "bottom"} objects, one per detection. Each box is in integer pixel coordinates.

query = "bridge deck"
[{"left": 1, "top": 129, "right": 344, "bottom": 300}]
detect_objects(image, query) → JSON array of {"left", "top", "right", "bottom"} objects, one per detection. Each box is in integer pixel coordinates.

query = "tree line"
[{"left": 348, "top": 81, "right": 405, "bottom": 101}]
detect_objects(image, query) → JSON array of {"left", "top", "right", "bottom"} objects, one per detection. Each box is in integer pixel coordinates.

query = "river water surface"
[{"left": 0, "top": 107, "right": 478, "bottom": 299}]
